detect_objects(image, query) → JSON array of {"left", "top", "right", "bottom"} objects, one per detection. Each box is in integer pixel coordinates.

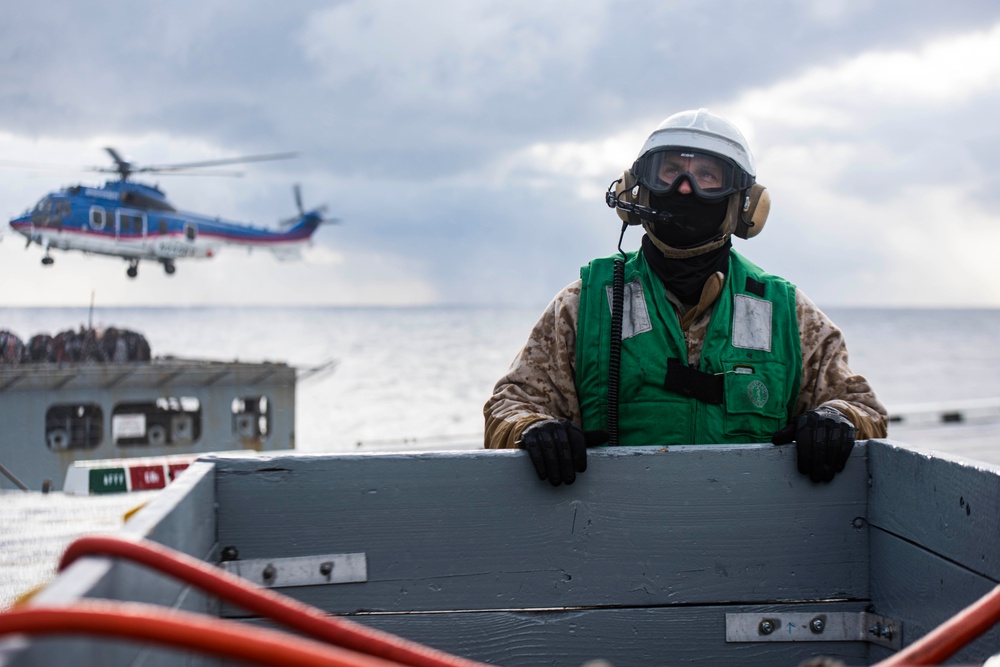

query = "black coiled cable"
[{"left": 607, "top": 221, "right": 628, "bottom": 446}]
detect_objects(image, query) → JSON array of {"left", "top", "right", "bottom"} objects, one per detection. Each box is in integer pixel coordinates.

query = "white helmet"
[
  {"left": 637, "top": 109, "right": 756, "bottom": 180},
  {"left": 607, "top": 108, "right": 770, "bottom": 258}
]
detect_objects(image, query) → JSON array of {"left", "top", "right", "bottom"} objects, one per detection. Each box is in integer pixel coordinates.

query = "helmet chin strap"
[{"left": 641, "top": 224, "right": 730, "bottom": 259}]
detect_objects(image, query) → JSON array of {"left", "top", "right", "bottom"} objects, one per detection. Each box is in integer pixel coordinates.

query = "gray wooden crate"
[{"left": 3, "top": 440, "right": 1000, "bottom": 666}]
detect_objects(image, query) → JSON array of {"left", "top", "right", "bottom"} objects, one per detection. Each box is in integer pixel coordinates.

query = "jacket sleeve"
[
  {"left": 794, "top": 289, "right": 888, "bottom": 439},
  {"left": 483, "top": 281, "right": 583, "bottom": 449}
]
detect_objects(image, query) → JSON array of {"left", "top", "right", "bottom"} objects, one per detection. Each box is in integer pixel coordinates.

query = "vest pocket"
[
  {"left": 618, "top": 399, "right": 694, "bottom": 447},
  {"left": 722, "top": 360, "right": 788, "bottom": 440}
]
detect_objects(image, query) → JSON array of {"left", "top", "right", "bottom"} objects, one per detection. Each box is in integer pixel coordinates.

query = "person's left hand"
[
  {"left": 772, "top": 407, "right": 856, "bottom": 483},
  {"left": 518, "top": 419, "right": 588, "bottom": 486}
]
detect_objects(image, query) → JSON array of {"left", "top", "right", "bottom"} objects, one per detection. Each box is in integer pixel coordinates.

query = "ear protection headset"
[
  {"left": 736, "top": 182, "right": 770, "bottom": 239},
  {"left": 606, "top": 109, "right": 771, "bottom": 244}
]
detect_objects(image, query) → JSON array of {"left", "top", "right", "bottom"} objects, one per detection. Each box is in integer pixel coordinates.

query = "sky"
[{"left": 2, "top": 0, "right": 1000, "bottom": 308}]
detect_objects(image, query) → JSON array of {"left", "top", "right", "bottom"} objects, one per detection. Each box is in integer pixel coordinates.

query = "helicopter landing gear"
[
  {"left": 161, "top": 259, "right": 176, "bottom": 275},
  {"left": 126, "top": 260, "right": 139, "bottom": 279},
  {"left": 41, "top": 255, "right": 54, "bottom": 266}
]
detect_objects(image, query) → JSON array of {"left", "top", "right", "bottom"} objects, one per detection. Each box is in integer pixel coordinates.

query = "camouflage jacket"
[{"left": 483, "top": 271, "right": 888, "bottom": 449}]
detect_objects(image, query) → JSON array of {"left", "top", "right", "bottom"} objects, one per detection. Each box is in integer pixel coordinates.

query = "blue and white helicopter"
[{"left": 7, "top": 148, "right": 333, "bottom": 278}]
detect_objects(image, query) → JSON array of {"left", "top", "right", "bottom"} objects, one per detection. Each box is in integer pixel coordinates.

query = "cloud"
[
  {"left": 300, "top": 1, "right": 607, "bottom": 108},
  {"left": 718, "top": 20, "right": 1000, "bottom": 305},
  {"left": 4, "top": 1, "right": 1000, "bottom": 307},
  {"left": 734, "top": 21, "right": 1000, "bottom": 132}
]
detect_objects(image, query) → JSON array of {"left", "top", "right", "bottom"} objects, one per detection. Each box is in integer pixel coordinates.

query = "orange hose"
[
  {"left": 873, "top": 583, "right": 1000, "bottom": 666},
  {"left": 58, "top": 535, "right": 489, "bottom": 667},
  {"left": 0, "top": 602, "right": 412, "bottom": 667}
]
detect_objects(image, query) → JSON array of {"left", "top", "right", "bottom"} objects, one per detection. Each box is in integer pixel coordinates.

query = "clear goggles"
[{"left": 633, "top": 149, "right": 750, "bottom": 201}]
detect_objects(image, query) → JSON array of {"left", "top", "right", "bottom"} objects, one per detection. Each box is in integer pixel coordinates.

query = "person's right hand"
[{"left": 518, "top": 419, "right": 588, "bottom": 486}]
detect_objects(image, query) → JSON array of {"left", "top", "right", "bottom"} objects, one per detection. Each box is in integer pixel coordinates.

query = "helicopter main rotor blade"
[
  {"left": 140, "top": 169, "right": 247, "bottom": 177},
  {"left": 0, "top": 159, "right": 88, "bottom": 172},
  {"left": 104, "top": 147, "right": 129, "bottom": 166},
  {"left": 135, "top": 152, "right": 298, "bottom": 174},
  {"left": 0, "top": 149, "right": 297, "bottom": 181}
]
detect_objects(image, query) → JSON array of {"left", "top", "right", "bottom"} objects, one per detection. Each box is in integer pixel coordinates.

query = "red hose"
[
  {"left": 58, "top": 535, "right": 488, "bottom": 667},
  {"left": 873, "top": 583, "right": 1000, "bottom": 666},
  {"left": 0, "top": 602, "right": 411, "bottom": 667}
]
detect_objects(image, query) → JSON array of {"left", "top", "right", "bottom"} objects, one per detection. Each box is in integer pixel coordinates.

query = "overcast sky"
[{"left": 2, "top": 0, "right": 1000, "bottom": 308}]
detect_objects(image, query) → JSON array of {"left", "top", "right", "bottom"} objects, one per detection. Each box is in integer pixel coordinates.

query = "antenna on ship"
[{"left": 88, "top": 290, "right": 95, "bottom": 330}]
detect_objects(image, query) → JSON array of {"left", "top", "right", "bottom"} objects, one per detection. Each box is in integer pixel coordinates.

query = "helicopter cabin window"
[
  {"left": 117, "top": 211, "right": 146, "bottom": 237},
  {"left": 185, "top": 223, "right": 197, "bottom": 241},
  {"left": 112, "top": 397, "right": 201, "bottom": 447},
  {"left": 90, "top": 207, "right": 106, "bottom": 230},
  {"left": 158, "top": 219, "right": 168, "bottom": 235},
  {"left": 45, "top": 404, "right": 103, "bottom": 451}
]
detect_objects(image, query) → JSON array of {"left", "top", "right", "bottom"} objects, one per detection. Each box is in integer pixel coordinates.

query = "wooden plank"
[
  {"left": 1, "top": 462, "right": 220, "bottom": 667},
  {"left": 869, "top": 526, "right": 1000, "bottom": 666},
  {"left": 869, "top": 439, "right": 1000, "bottom": 579},
  {"left": 212, "top": 444, "right": 869, "bottom": 615},
  {"left": 242, "top": 600, "right": 871, "bottom": 667}
]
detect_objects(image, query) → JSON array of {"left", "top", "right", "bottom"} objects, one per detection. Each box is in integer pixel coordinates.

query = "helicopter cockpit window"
[
  {"left": 90, "top": 207, "right": 106, "bottom": 230},
  {"left": 31, "top": 197, "right": 64, "bottom": 228}
]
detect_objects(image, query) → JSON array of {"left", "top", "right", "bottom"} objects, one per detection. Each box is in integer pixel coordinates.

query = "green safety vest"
[{"left": 575, "top": 249, "right": 801, "bottom": 445}]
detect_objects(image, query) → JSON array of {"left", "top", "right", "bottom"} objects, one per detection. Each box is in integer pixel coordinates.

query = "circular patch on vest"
[{"left": 747, "top": 380, "right": 769, "bottom": 409}]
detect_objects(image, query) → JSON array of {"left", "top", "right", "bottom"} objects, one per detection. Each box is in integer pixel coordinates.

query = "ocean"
[{"left": 1, "top": 305, "right": 999, "bottom": 456}]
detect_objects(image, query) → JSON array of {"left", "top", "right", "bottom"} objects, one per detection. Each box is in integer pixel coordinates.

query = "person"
[{"left": 483, "top": 109, "right": 887, "bottom": 486}]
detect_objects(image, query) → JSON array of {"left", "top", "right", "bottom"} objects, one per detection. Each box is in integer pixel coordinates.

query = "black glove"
[
  {"left": 519, "top": 419, "right": 604, "bottom": 486},
  {"left": 772, "top": 407, "right": 856, "bottom": 483}
]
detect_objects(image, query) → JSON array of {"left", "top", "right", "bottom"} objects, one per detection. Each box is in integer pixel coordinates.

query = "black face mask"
[
  {"left": 642, "top": 235, "right": 731, "bottom": 306},
  {"left": 647, "top": 187, "right": 728, "bottom": 249}
]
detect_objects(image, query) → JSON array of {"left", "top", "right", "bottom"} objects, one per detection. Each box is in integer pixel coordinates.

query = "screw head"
[
  {"left": 810, "top": 617, "right": 825, "bottom": 634},
  {"left": 759, "top": 620, "right": 775, "bottom": 635}
]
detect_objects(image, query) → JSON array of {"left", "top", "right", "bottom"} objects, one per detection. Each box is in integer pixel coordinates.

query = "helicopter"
[{"left": 6, "top": 148, "right": 334, "bottom": 278}]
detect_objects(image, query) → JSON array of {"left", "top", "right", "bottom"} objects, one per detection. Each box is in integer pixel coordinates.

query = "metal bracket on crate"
[
  {"left": 725, "top": 611, "right": 902, "bottom": 650},
  {"left": 220, "top": 552, "right": 367, "bottom": 588}
]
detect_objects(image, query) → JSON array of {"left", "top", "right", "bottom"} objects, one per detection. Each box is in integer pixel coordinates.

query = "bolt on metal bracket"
[
  {"left": 726, "top": 611, "right": 902, "bottom": 650},
  {"left": 220, "top": 552, "right": 367, "bottom": 588}
]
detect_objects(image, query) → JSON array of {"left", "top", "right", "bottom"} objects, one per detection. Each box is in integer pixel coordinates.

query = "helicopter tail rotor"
[{"left": 280, "top": 185, "right": 336, "bottom": 227}]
